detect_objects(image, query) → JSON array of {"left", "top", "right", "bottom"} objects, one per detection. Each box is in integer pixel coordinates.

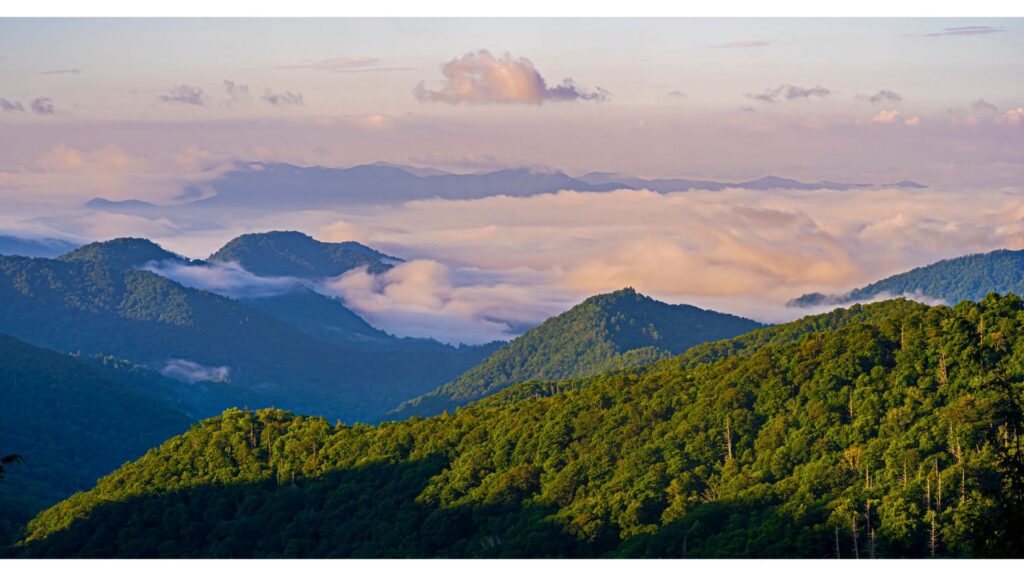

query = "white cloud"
[
  {"left": 161, "top": 358, "right": 230, "bottom": 383},
  {"left": 320, "top": 259, "right": 572, "bottom": 344},
  {"left": 143, "top": 260, "right": 304, "bottom": 299}
]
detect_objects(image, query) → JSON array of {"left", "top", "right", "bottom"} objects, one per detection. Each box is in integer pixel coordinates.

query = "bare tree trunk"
[
  {"left": 935, "top": 460, "right": 942, "bottom": 511},
  {"left": 903, "top": 458, "right": 908, "bottom": 489},
  {"left": 929, "top": 510, "right": 938, "bottom": 558},
  {"left": 960, "top": 466, "right": 966, "bottom": 506},
  {"left": 851, "top": 514, "right": 859, "bottom": 560},
  {"left": 724, "top": 417, "right": 733, "bottom": 463},
  {"left": 866, "top": 500, "right": 875, "bottom": 559},
  {"left": 835, "top": 526, "right": 841, "bottom": 560}
]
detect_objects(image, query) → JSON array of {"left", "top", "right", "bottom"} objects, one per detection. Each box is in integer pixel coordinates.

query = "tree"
[{"left": 0, "top": 453, "right": 23, "bottom": 482}]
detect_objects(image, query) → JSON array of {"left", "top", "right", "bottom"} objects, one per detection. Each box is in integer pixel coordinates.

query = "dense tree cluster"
[
  {"left": 391, "top": 288, "right": 763, "bottom": 418},
  {"left": 15, "top": 295, "right": 1024, "bottom": 558}
]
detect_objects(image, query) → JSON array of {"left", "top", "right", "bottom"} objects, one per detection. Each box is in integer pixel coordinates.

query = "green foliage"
[
  {"left": 790, "top": 248, "right": 1024, "bottom": 307},
  {"left": 391, "top": 288, "right": 764, "bottom": 418},
  {"left": 58, "top": 238, "right": 188, "bottom": 270},
  {"left": 19, "top": 296, "right": 1024, "bottom": 558},
  {"left": 208, "top": 230, "right": 394, "bottom": 278}
]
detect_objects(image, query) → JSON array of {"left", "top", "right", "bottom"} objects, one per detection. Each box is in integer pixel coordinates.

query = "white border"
[{"left": 1, "top": 1, "right": 1023, "bottom": 17}]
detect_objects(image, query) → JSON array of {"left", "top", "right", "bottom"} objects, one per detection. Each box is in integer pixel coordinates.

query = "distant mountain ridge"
[
  {"left": 788, "top": 248, "right": 1024, "bottom": 308},
  {"left": 84, "top": 162, "right": 926, "bottom": 213},
  {"left": 0, "top": 235, "right": 79, "bottom": 258},
  {"left": 389, "top": 287, "right": 764, "bottom": 419}
]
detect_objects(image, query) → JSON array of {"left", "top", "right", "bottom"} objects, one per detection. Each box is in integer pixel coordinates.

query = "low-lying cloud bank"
[
  {"left": 10, "top": 181, "right": 1024, "bottom": 344},
  {"left": 143, "top": 260, "right": 304, "bottom": 299},
  {"left": 320, "top": 259, "right": 573, "bottom": 344}
]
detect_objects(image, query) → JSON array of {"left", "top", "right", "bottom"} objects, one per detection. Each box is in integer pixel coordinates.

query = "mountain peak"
[
  {"left": 209, "top": 230, "right": 398, "bottom": 278},
  {"left": 390, "top": 289, "right": 763, "bottom": 418},
  {"left": 58, "top": 237, "right": 185, "bottom": 269}
]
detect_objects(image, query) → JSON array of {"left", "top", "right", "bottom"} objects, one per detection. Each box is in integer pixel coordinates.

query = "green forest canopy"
[{"left": 14, "top": 295, "right": 1024, "bottom": 558}]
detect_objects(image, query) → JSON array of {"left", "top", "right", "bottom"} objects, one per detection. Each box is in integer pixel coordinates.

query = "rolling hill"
[
  {"left": 389, "top": 288, "right": 764, "bottom": 419},
  {"left": 13, "top": 295, "right": 1022, "bottom": 558}
]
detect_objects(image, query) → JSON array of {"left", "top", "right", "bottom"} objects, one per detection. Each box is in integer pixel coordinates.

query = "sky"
[{"left": 1, "top": 18, "right": 1024, "bottom": 343}]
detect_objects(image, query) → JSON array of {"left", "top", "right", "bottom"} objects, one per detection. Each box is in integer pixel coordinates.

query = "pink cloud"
[
  {"left": 872, "top": 110, "right": 901, "bottom": 124},
  {"left": 413, "top": 50, "right": 607, "bottom": 105}
]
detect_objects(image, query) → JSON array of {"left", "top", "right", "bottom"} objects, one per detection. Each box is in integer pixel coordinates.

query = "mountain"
[
  {"left": 788, "top": 248, "right": 1024, "bottom": 308},
  {"left": 576, "top": 172, "right": 899, "bottom": 193},
  {"left": 0, "top": 252, "right": 488, "bottom": 421},
  {"left": 84, "top": 163, "right": 929, "bottom": 212},
  {"left": 58, "top": 237, "right": 191, "bottom": 269},
  {"left": 169, "top": 163, "right": 624, "bottom": 210},
  {"left": 208, "top": 230, "right": 396, "bottom": 278},
  {"left": 0, "top": 332, "right": 191, "bottom": 543},
  {"left": 15, "top": 295, "right": 1022, "bottom": 558},
  {"left": 389, "top": 288, "right": 764, "bottom": 419},
  {"left": 0, "top": 236, "right": 78, "bottom": 258}
]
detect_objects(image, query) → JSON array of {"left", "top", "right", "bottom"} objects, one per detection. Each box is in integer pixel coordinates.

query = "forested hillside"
[
  {"left": 0, "top": 333, "right": 191, "bottom": 543},
  {"left": 790, "top": 249, "right": 1024, "bottom": 308},
  {"left": 390, "top": 288, "right": 763, "bottom": 418},
  {"left": 0, "top": 253, "right": 490, "bottom": 421},
  {"left": 16, "top": 296, "right": 1023, "bottom": 558}
]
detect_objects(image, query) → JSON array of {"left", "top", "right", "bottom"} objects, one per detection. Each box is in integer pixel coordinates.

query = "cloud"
[
  {"left": 667, "top": 90, "right": 687, "bottom": 99},
  {"left": 858, "top": 90, "right": 902, "bottom": 105},
  {"left": 321, "top": 259, "right": 571, "bottom": 344},
  {"left": 161, "top": 358, "right": 230, "bottom": 383},
  {"left": 972, "top": 98, "right": 999, "bottom": 114},
  {"left": 903, "top": 115, "right": 921, "bottom": 127},
  {"left": 223, "top": 79, "right": 251, "bottom": 104},
  {"left": 30, "top": 97, "right": 55, "bottom": 115},
  {"left": 413, "top": 50, "right": 608, "bottom": 105},
  {"left": 144, "top": 260, "right": 305, "bottom": 299},
  {"left": 925, "top": 26, "right": 1003, "bottom": 37},
  {"left": 997, "top": 108, "right": 1024, "bottom": 126},
  {"left": 0, "top": 98, "right": 24, "bottom": 112},
  {"left": 747, "top": 84, "right": 830, "bottom": 104},
  {"left": 714, "top": 40, "right": 771, "bottom": 48},
  {"left": 159, "top": 84, "right": 205, "bottom": 106},
  {"left": 872, "top": 110, "right": 902, "bottom": 124},
  {"left": 38, "top": 68, "right": 81, "bottom": 76},
  {"left": 262, "top": 88, "right": 305, "bottom": 107},
  {"left": 321, "top": 184, "right": 1024, "bottom": 329},
  {"left": 279, "top": 56, "right": 378, "bottom": 71}
]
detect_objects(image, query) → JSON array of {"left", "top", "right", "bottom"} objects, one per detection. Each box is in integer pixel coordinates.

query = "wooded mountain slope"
[
  {"left": 390, "top": 288, "right": 763, "bottom": 419},
  {"left": 16, "top": 296, "right": 1023, "bottom": 558}
]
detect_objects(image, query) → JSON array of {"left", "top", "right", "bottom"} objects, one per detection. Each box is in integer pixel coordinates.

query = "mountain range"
[
  {"left": 83, "top": 162, "right": 928, "bottom": 214},
  {"left": 789, "top": 248, "right": 1024, "bottom": 308},
  {"left": 0, "top": 235, "right": 496, "bottom": 423},
  {"left": 0, "top": 236, "right": 79, "bottom": 258}
]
